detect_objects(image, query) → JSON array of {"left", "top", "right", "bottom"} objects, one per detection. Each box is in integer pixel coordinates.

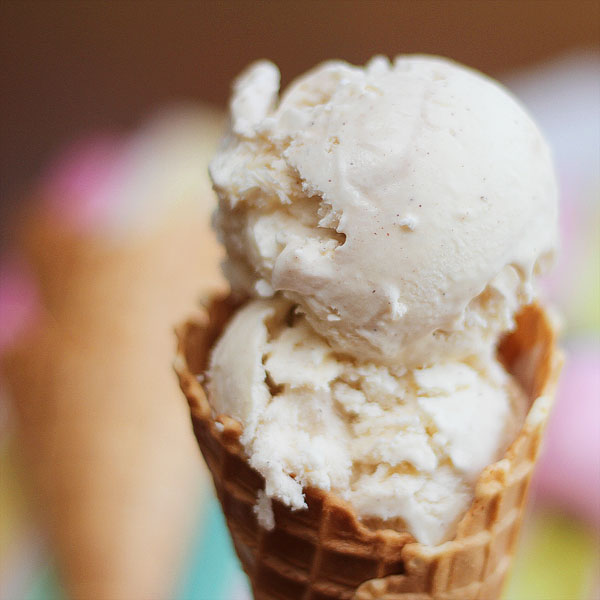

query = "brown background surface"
[{"left": 1, "top": 0, "right": 599, "bottom": 223}]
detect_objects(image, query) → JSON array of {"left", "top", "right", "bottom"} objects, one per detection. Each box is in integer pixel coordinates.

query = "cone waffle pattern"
[{"left": 175, "top": 298, "right": 561, "bottom": 600}]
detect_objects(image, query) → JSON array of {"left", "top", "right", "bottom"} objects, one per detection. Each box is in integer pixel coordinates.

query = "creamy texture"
[
  {"left": 207, "top": 299, "right": 527, "bottom": 545},
  {"left": 210, "top": 55, "right": 558, "bottom": 366},
  {"left": 206, "top": 56, "right": 558, "bottom": 545}
]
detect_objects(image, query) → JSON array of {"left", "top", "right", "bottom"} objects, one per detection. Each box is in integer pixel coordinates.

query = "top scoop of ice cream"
[{"left": 211, "top": 55, "right": 558, "bottom": 366}]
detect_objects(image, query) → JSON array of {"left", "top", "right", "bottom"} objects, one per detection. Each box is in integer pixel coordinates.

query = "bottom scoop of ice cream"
[
  {"left": 206, "top": 298, "right": 527, "bottom": 545},
  {"left": 210, "top": 55, "right": 558, "bottom": 367}
]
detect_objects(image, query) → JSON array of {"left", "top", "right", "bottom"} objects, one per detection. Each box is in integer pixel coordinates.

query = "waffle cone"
[{"left": 174, "top": 298, "right": 562, "bottom": 600}]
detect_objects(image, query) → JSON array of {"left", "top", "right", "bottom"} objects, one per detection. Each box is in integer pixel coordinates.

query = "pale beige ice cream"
[
  {"left": 207, "top": 298, "right": 527, "bottom": 545},
  {"left": 205, "top": 55, "right": 558, "bottom": 545},
  {"left": 210, "top": 55, "right": 558, "bottom": 367}
]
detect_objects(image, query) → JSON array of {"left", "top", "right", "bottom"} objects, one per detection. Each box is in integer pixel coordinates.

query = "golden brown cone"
[
  {"left": 2, "top": 205, "right": 224, "bottom": 600},
  {"left": 175, "top": 298, "right": 562, "bottom": 600}
]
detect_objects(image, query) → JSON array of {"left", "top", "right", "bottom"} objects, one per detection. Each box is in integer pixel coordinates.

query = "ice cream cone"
[
  {"left": 174, "top": 299, "right": 562, "bottom": 600},
  {"left": 1, "top": 108, "right": 227, "bottom": 599}
]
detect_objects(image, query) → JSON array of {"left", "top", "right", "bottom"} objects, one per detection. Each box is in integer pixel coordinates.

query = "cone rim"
[{"left": 174, "top": 297, "right": 563, "bottom": 598}]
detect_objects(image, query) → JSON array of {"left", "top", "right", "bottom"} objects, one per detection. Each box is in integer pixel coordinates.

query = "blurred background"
[{"left": 1, "top": 1, "right": 599, "bottom": 599}]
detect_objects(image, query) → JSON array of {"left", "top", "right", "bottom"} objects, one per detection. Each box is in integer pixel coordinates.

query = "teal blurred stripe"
[
  {"left": 25, "top": 563, "right": 64, "bottom": 600},
  {"left": 177, "top": 494, "right": 247, "bottom": 600}
]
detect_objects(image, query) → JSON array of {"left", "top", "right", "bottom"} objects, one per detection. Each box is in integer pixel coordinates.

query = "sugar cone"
[
  {"left": 2, "top": 206, "right": 223, "bottom": 599},
  {"left": 1, "top": 108, "right": 227, "bottom": 599},
  {"left": 175, "top": 299, "right": 562, "bottom": 600}
]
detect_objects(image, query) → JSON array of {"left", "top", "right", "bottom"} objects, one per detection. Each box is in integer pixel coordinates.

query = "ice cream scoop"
[
  {"left": 210, "top": 55, "right": 558, "bottom": 366},
  {"left": 206, "top": 297, "right": 527, "bottom": 545}
]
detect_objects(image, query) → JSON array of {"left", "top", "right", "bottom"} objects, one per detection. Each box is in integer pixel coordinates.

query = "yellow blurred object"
[{"left": 503, "top": 510, "right": 600, "bottom": 600}]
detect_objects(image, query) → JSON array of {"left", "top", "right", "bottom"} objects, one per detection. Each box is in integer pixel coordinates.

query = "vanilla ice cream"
[
  {"left": 207, "top": 298, "right": 527, "bottom": 545},
  {"left": 210, "top": 55, "right": 557, "bottom": 366},
  {"left": 205, "top": 55, "right": 558, "bottom": 546}
]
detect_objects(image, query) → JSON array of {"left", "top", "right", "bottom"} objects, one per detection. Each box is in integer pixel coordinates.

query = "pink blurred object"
[
  {"left": 1, "top": 137, "right": 122, "bottom": 353},
  {"left": 533, "top": 344, "right": 600, "bottom": 529},
  {"left": 0, "top": 256, "right": 40, "bottom": 353},
  {"left": 39, "top": 134, "right": 125, "bottom": 231}
]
